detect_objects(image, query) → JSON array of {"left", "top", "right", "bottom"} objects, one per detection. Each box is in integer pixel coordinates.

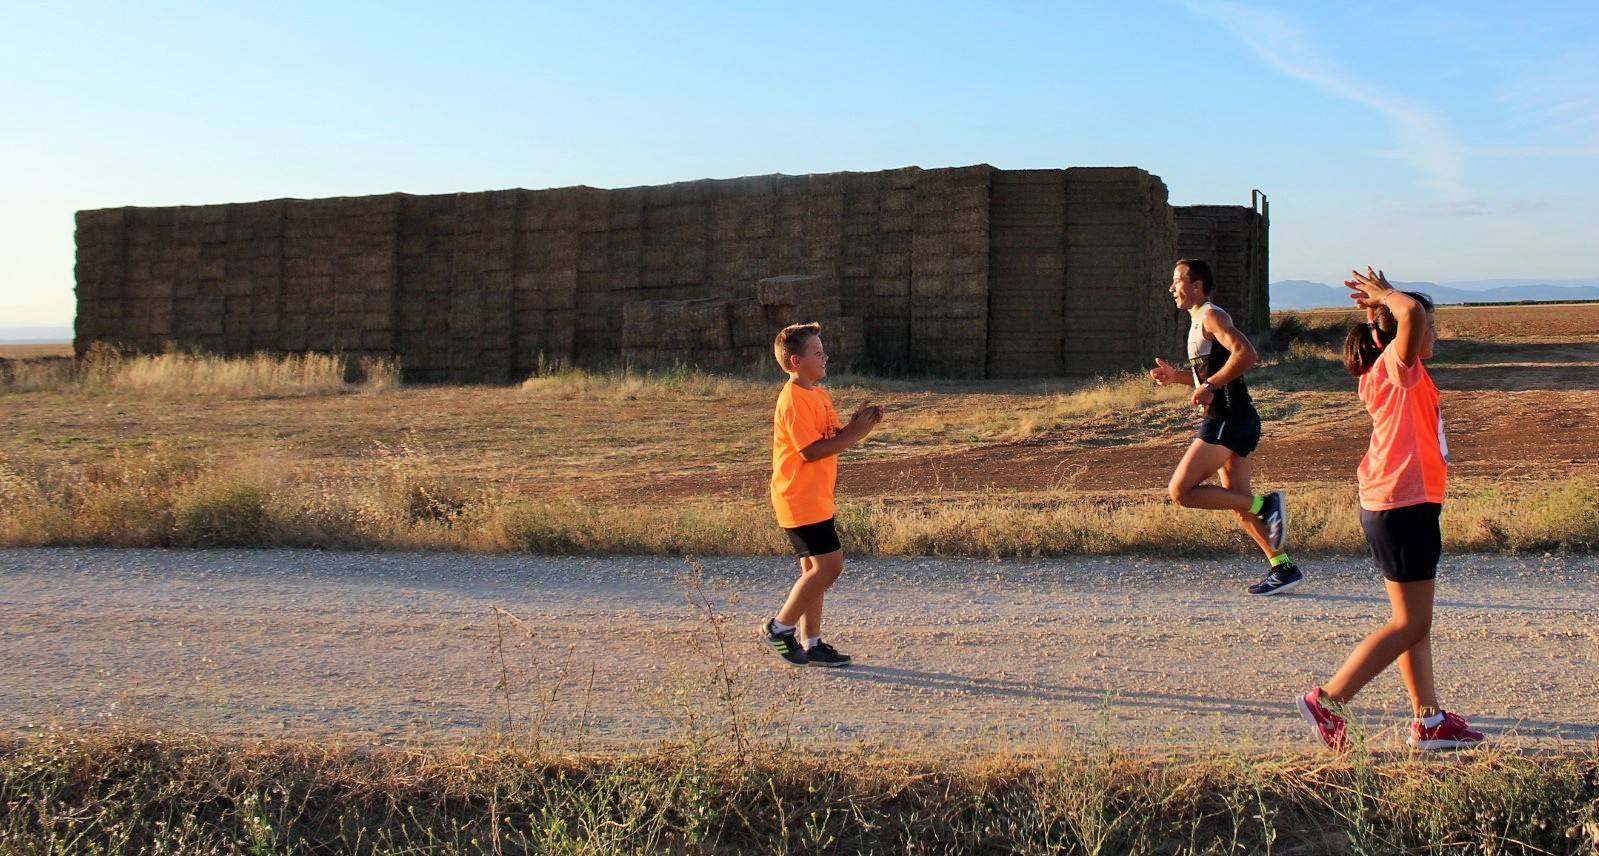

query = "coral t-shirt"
[
  {"left": 770, "top": 381, "right": 841, "bottom": 528},
  {"left": 1357, "top": 347, "right": 1449, "bottom": 511}
]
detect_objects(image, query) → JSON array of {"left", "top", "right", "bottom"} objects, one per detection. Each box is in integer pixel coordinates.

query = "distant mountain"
[
  {"left": 1271, "top": 280, "right": 1599, "bottom": 310},
  {"left": 0, "top": 326, "right": 73, "bottom": 343},
  {"left": 1437, "top": 278, "right": 1599, "bottom": 291}
]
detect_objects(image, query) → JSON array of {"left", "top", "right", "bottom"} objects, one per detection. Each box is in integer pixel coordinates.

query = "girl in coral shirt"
[{"left": 1296, "top": 267, "right": 1483, "bottom": 751}]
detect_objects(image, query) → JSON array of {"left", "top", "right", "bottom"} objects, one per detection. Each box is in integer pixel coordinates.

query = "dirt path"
[{"left": 4, "top": 549, "right": 1595, "bottom": 752}]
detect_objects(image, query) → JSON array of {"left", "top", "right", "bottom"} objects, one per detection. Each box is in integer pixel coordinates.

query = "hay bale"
[
  {"left": 829, "top": 316, "right": 866, "bottom": 359},
  {"left": 621, "top": 346, "right": 656, "bottom": 366},
  {"left": 622, "top": 301, "right": 662, "bottom": 348},
  {"left": 686, "top": 298, "right": 732, "bottom": 350},
  {"left": 762, "top": 296, "right": 842, "bottom": 327},
  {"left": 729, "top": 297, "right": 767, "bottom": 348},
  {"left": 756, "top": 273, "right": 838, "bottom": 306}
]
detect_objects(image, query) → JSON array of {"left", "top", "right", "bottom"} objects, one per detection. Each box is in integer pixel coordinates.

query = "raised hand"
[{"left": 1345, "top": 266, "right": 1394, "bottom": 310}]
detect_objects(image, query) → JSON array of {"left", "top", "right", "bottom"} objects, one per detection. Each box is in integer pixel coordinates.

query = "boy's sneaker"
[
  {"left": 1248, "top": 563, "right": 1305, "bottom": 596},
  {"left": 760, "top": 620, "right": 808, "bottom": 666},
  {"left": 1258, "top": 491, "right": 1289, "bottom": 551},
  {"left": 1408, "top": 711, "right": 1484, "bottom": 750},
  {"left": 805, "top": 641, "right": 852, "bottom": 667},
  {"left": 1296, "top": 687, "right": 1348, "bottom": 751}
]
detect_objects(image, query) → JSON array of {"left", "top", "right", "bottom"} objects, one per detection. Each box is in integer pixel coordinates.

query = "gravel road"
[{"left": 3, "top": 548, "right": 1594, "bottom": 753}]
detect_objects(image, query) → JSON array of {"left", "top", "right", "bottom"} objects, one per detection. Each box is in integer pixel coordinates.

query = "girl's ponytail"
[{"left": 1342, "top": 291, "right": 1434, "bottom": 377}]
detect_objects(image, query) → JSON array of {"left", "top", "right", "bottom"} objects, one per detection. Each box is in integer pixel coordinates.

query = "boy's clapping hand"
[{"left": 851, "top": 402, "right": 884, "bottom": 428}]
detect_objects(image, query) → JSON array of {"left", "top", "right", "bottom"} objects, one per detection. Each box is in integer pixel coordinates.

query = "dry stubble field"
[{"left": 2, "top": 304, "right": 1597, "bottom": 558}]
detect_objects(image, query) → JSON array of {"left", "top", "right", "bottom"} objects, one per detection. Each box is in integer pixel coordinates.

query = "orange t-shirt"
[
  {"left": 1357, "top": 347, "right": 1449, "bottom": 511},
  {"left": 770, "top": 380, "right": 841, "bottom": 528}
]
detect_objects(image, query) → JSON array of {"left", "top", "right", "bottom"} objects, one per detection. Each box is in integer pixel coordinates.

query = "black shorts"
[
  {"left": 1196, "top": 409, "right": 1261, "bottom": 458},
  {"left": 1360, "top": 503, "right": 1442, "bottom": 583},
  {"left": 784, "top": 518, "right": 841, "bottom": 558}
]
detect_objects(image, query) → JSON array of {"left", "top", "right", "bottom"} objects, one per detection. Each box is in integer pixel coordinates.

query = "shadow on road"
[{"left": 829, "top": 664, "right": 1599, "bottom": 741}]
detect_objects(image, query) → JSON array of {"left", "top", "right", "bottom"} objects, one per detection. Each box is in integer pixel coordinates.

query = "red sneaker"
[
  {"left": 1408, "top": 711, "right": 1485, "bottom": 750},
  {"left": 1296, "top": 687, "right": 1348, "bottom": 750}
]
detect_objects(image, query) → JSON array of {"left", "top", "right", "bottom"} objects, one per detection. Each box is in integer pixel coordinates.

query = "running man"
[{"left": 1150, "top": 259, "right": 1297, "bottom": 595}]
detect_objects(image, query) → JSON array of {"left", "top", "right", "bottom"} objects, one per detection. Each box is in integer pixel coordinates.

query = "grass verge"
[{"left": 0, "top": 727, "right": 1594, "bottom": 854}]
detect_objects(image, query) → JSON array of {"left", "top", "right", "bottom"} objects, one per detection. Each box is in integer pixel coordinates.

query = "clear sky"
[{"left": 3, "top": 1, "right": 1595, "bottom": 326}]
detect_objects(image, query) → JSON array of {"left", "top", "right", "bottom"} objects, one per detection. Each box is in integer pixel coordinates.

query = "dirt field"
[
  {"left": 0, "top": 343, "right": 72, "bottom": 359},
  {"left": 3, "top": 306, "right": 1597, "bottom": 507},
  {"left": 3, "top": 548, "right": 1594, "bottom": 751},
  {"left": 1292, "top": 301, "right": 1599, "bottom": 340}
]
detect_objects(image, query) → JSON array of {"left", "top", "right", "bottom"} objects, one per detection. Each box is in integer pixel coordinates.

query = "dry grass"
[
  {"left": 2, "top": 444, "right": 1595, "bottom": 556},
  {"left": 0, "top": 347, "right": 399, "bottom": 397},
  {"left": 0, "top": 726, "right": 1593, "bottom": 853},
  {"left": 513, "top": 359, "right": 1204, "bottom": 447},
  {"left": 519, "top": 359, "right": 763, "bottom": 402},
  {"left": 897, "top": 373, "right": 1194, "bottom": 443}
]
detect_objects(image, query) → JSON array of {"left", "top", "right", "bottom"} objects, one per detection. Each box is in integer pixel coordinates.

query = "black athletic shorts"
[
  {"left": 1195, "top": 408, "right": 1262, "bottom": 458},
  {"left": 1360, "top": 503, "right": 1442, "bottom": 583},
  {"left": 784, "top": 518, "right": 841, "bottom": 558}
]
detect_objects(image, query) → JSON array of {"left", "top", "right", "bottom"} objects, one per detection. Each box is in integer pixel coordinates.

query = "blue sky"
[{"left": 3, "top": 1, "right": 1595, "bottom": 326}]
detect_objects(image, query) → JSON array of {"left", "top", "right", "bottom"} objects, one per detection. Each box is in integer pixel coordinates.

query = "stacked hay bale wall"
[
  {"left": 985, "top": 170, "right": 1067, "bottom": 377},
  {"left": 73, "top": 165, "right": 1261, "bottom": 380},
  {"left": 1062, "top": 168, "right": 1183, "bottom": 376},
  {"left": 1174, "top": 204, "right": 1270, "bottom": 336},
  {"left": 983, "top": 167, "right": 1187, "bottom": 378}
]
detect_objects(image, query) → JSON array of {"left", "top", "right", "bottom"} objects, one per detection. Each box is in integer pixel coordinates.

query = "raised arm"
[{"left": 1347, "top": 267, "right": 1426, "bottom": 367}]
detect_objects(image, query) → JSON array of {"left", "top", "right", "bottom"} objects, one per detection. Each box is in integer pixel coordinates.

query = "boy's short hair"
[
  {"left": 773, "top": 322, "right": 822, "bottom": 372},
  {"left": 1177, "top": 258, "right": 1215, "bottom": 295}
]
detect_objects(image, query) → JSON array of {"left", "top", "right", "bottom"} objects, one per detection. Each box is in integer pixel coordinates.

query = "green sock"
[
  {"left": 1270, "top": 553, "right": 1292, "bottom": 568},
  {"left": 1249, "top": 494, "right": 1265, "bottom": 515}
]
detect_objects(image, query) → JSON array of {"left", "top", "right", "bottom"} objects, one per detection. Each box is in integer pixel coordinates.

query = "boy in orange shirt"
[{"left": 760, "top": 322, "right": 883, "bottom": 667}]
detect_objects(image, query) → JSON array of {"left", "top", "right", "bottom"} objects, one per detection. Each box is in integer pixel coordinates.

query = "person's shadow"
[{"left": 824, "top": 664, "right": 1599, "bottom": 741}]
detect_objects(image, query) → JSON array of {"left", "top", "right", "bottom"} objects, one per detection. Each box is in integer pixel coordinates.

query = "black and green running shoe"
[
  {"left": 805, "top": 641, "right": 852, "bottom": 667},
  {"left": 1248, "top": 563, "right": 1305, "bottom": 596},
  {"left": 760, "top": 619, "right": 808, "bottom": 666}
]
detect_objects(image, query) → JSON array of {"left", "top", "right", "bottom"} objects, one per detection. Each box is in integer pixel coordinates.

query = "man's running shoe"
[
  {"left": 760, "top": 619, "right": 808, "bottom": 666},
  {"left": 805, "top": 641, "right": 852, "bottom": 667},
  {"left": 1259, "top": 491, "right": 1288, "bottom": 551},
  {"left": 1296, "top": 687, "right": 1348, "bottom": 750},
  {"left": 1408, "top": 711, "right": 1484, "bottom": 750},
  {"left": 1248, "top": 563, "right": 1305, "bottom": 596}
]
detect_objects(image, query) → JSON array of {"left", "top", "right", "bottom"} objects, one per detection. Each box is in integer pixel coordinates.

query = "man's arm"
[{"left": 1201, "top": 310, "right": 1258, "bottom": 388}]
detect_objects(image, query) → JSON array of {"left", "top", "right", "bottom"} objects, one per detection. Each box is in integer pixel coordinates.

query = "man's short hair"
[{"left": 1177, "top": 258, "right": 1215, "bottom": 295}]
